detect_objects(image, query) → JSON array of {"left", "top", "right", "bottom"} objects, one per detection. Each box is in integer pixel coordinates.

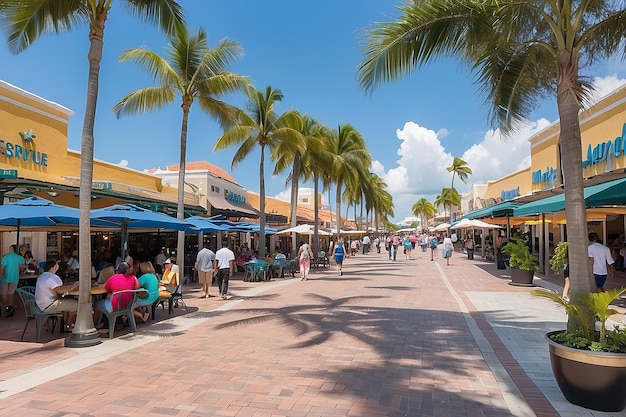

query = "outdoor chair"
[
  {"left": 97, "top": 289, "right": 142, "bottom": 339},
  {"left": 315, "top": 251, "right": 329, "bottom": 268},
  {"left": 16, "top": 286, "right": 64, "bottom": 342},
  {"left": 271, "top": 258, "right": 286, "bottom": 278},
  {"left": 252, "top": 260, "right": 270, "bottom": 281}
]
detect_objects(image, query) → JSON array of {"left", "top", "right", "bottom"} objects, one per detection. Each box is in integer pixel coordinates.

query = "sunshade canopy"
[
  {"left": 513, "top": 177, "right": 626, "bottom": 217},
  {"left": 185, "top": 216, "right": 227, "bottom": 233},
  {"left": 90, "top": 204, "right": 193, "bottom": 231},
  {"left": 463, "top": 201, "right": 520, "bottom": 220}
]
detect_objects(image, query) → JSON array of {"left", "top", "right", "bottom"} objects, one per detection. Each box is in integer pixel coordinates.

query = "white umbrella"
[
  {"left": 450, "top": 219, "right": 473, "bottom": 230},
  {"left": 277, "top": 224, "right": 332, "bottom": 236},
  {"left": 433, "top": 223, "right": 451, "bottom": 231},
  {"left": 468, "top": 219, "right": 503, "bottom": 229}
]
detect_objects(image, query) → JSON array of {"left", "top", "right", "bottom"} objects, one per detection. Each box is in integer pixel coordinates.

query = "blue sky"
[{"left": 1, "top": 1, "right": 625, "bottom": 222}]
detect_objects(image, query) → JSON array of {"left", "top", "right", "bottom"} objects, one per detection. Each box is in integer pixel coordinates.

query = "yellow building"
[
  {"left": 0, "top": 80, "right": 204, "bottom": 262},
  {"left": 463, "top": 84, "right": 626, "bottom": 272}
]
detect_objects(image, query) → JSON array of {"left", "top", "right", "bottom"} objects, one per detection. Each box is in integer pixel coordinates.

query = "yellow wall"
[
  {"left": 483, "top": 167, "right": 531, "bottom": 201},
  {"left": 0, "top": 80, "right": 182, "bottom": 206}
]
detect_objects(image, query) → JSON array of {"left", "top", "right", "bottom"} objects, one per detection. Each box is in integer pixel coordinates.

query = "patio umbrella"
[
  {"left": 0, "top": 196, "right": 111, "bottom": 246},
  {"left": 90, "top": 204, "right": 195, "bottom": 261},
  {"left": 185, "top": 216, "right": 227, "bottom": 233}
]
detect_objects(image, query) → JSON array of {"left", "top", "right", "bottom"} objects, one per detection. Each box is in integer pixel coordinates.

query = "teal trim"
[
  {"left": 462, "top": 201, "right": 520, "bottom": 220},
  {"left": 513, "top": 177, "right": 626, "bottom": 217}
]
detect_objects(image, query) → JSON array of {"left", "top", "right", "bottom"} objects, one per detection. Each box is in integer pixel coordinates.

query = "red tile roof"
[{"left": 146, "top": 161, "right": 237, "bottom": 184}]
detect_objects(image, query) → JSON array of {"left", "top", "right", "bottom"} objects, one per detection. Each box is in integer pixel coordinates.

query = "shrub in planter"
[
  {"left": 532, "top": 287, "right": 626, "bottom": 411},
  {"left": 502, "top": 238, "right": 538, "bottom": 271}
]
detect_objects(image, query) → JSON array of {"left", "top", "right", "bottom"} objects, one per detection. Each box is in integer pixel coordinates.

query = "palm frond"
[{"left": 113, "top": 86, "right": 176, "bottom": 118}]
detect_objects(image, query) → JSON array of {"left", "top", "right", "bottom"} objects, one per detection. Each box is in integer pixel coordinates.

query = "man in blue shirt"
[{"left": 1, "top": 244, "right": 25, "bottom": 317}]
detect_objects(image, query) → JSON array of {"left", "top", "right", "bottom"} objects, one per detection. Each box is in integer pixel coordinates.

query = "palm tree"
[
  {"left": 327, "top": 124, "right": 372, "bottom": 237},
  {"left": 113, "top": 26, "right": 248, "bottom": 279},
  {"left": 357, "top": 1, "right": 626, "bottom": 296},
  {"left": 434, "top": 188, "right": 460, "bottom": 224},
  {"left": 272, "top": 114, "right": 321, "bottom": 257},
  {"left": 447, "top": 157, "right": 472, "bottom": 190},
  {"left": 1, "top": 0, "right": 184, "bottom": 347},
  {"left": 214, "top": 86, "right": 303, "bottom": 258},
  {"left": 412, "top": 197, "right": 436, "bottom": 231}
]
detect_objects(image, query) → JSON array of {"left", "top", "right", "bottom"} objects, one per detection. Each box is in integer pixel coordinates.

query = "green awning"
[
  {"left": 462, "top": 201, "right": 520, "bottom": 220},
  {"left": 514, "top": 177, "right": 626, "bottom": 217}
]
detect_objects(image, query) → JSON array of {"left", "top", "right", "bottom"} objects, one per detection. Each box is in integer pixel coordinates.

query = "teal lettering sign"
[
  {"left": 225, "top": 190, "right": 246, "bottom": 204},
  {"left": 0, "top": 128, "right": 48, "bottom": 167},
  {"left": 501, "top": 186, "right": 520, "bottom": 201},
  {"left": 531, "top": 166, "right": 557, "bottom": 189},
  {"left": 582, "top": 122, "right": 626, "bottom": 170}
]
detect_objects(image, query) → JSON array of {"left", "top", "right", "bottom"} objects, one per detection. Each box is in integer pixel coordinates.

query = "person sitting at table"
[
  {"left": 274, "top": 248, "right": 287, "bottom": 278},
  {"left": 35, "top": 259, "right": 79, "bottom": 331},
  {"left": 160, "top": 258, "right": 178, "bottom": 289},
  {"left": 24, "top": 250, "right": 37, "bottom": 273},
  {"left": 97, "top": 264, "right": 116, "bottom": 286},
  {"left": 94, "top": 262, "right": 139, "bottom": 326},
  {"left": 134, "top": 261, "right": 159, "bottom": 323},
  {"left": 65, "top": 250, "right": 79, "bottom": 275}
]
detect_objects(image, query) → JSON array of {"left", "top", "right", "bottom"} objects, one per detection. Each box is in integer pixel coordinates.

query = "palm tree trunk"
[
  {"left": 68, "top": 15, "right": 107, "bottom": 348},
  {"left": 558, "top": 83, "right": 594, "bottom": 295},
  {"left": 335, "top": 183, "right": 342, "bottom": 237},
  {"left": 313, "top": 173, "right": 320, "bottom": 256},
  {"left": 290, "top": 155, "right": 301, "bottom": 258},
  {"left": 259, "top": 145, "right": 267, "bottom": 258},
  {"left": 175, "top": 103, "right": 190, "bottom": 290}
]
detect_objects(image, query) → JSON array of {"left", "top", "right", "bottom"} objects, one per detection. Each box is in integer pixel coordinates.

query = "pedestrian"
[
  {"left": 419, "top": 232, "right": 427, "bottom": 252},
  {"left": 0, "top": 244, "right": 25, "bottom": 318},
  {"left": 298, "top": 243, "right": 314, "bottom": 281},
  {"left": 588, "top": 232, "right": 614, "bottom": 292},
  {"left": 403, "top": 235, "right": 412, "bottom": 260},
  {"left": 362, "top": 235, "right": 371, "bottom": 254},
  {"left": 391, "top": 234, "right": 399, "bottom": 261},
  {"left": 350, "top": 239, "right": 357, "bottom": 256},
  {"left": 386, "top": 236, "right": 392, "bottom": 260},
  {"left": 194, "top": 242, "right": 216, "bottom": 298},
  {"left": 464, "top": 233, "right": 474, "bottom": 260},
  {"left": 374, "top": 237, "right": 380, "bottom": 253},
  {"left": 429, "top": 233, "right": 439, "bottom": 261},
  {"left": 214, "top": 241, "right": 235, "bottom": 299},
  {"left": 154, "top": 247, "right": 167, "bottom": 274},
  {"left": 443, "top": 235, "right": 453, "bottom": 266},
  {"left": 332, "top": 238, "right": 345, "bottom": 276}
]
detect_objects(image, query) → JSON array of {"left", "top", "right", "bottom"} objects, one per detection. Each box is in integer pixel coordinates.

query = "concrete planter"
[{"left": 509, "top": 268, "right": 534, "bottom": 286}]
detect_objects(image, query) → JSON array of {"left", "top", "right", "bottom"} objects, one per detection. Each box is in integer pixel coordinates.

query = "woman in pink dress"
[{"left": 298, "top": 243, "right": 314, "bottom": 281}]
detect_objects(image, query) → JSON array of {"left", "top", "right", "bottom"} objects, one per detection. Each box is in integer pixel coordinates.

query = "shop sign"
[
  {"left": 0, "top": 128, "right": 48, "bottom": 167},
  {"left": 500, "top": 186, "right": 520, "bottom": 201},
  {"left": 225, "top": 190, "right": 246, "bottom": 204},
  {"left": 531, "top": 166, "right": 557, "bottom": 189},
  {"left": 0, "top": 169, "right": 17, "bottom": 179},
  {"left": 582, "top": 122, "right": 626, "bottom": 170}
]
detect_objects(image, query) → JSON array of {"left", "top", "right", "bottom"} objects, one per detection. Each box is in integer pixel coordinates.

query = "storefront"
[
  {"left": 462, "top": 84, "right": 626, "bottom": 272},
  {"left": 0, "top": 80, "right": 204, "bottom": 266}
]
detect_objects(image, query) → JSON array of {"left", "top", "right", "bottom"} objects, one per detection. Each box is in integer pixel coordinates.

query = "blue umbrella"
[
  {"left": 185, "top": 216, "right": 227, "bottom": 233},
  {"left": 91, "top": 204, "right": 196, "bottom": 261},
  {"left": 0, "top": 196, "right": 111, "bottom": 246},
  {"left": 90, "top": 204, "right": 194, "bottom": 231}
]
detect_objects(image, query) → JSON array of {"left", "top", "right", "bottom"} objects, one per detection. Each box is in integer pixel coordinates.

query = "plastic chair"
[
  {"left": 315, "top": 251, "right": 329, "bottom": 268},
  {"left": 98, "top": 289, "right": 142, "bottom": 339},
  {"left": 253, "top": 260, "right": 270, "bottom": 281},
  {"left": 16, "top": 286, "right": 64, "bottom": 342}
]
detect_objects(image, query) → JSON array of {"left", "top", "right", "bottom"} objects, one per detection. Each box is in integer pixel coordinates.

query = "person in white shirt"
[
  {"left": 213, "top": 242, "right": 235, "bottom": 300},
  {"left": 442, "top": 235, "right": 453, "bottom": 266},
  {"left": 588, "top": 232, "right": 615, "bottom": 292},
  {"left": 35, "top": 259, "right": 79, "bottom": 331},
  {"left": 194, "top": 243, "right": 216, "bottom": 298}
]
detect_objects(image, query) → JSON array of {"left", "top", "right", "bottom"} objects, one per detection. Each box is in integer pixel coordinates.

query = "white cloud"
[
  {"left": 117, "top": 160, "right": 129, "bottom": 167},
  {"left": 588, "top": 74, "right": 626, "bottom": 105},
  {"left": 273, "top": 189, "right": 291, "bottom": 202}
]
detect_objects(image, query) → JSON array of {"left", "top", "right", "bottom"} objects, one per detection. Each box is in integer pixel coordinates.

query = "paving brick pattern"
[{"left": 0, "top": 246, "right": 624, "bottom": 416}]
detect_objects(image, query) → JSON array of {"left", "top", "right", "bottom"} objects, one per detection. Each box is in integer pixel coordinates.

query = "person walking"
[
  {"left": 464, "top": 233, "right": 474, "bottom": 260},
  {"left": 0, "top": 244, "right": 25, "bottom": 318},
  {"left": 214, "top": 242, "right": 235, "bottom": 300},
  {"left": 386, "top": 236, "right": 392, "bottom": 260},
  {"left": 429, "top": 233, "right": 439, "bottom": 261},
  {"left": 332, "top": 238, "right": 345, "bottom": 276},
  {"left": 298, "top": 243, "right": 314, "bottom": 281},
  {"left": 374, "top": 237, "right": 380, "bottom": 253},
  {"left": 403, "top": 235, "right": 412, "bottom": 260},
  {"left": 194, "top": 242, "right": 216, "bottom": 298},
  {"left": 391, "top": 234, "right": 399, "bottom": 261},
  {"left": 588, "top": 232, "right": 614, "bottom": 292},
  {"left": 443, "top": 235, "right": 453, "bottom": 266}
]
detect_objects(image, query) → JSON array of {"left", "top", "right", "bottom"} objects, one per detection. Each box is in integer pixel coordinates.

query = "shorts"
[
  {"left": 198, "top": 269, "right": 213, "bottom": 284},
  {"left": 593, "top": 274, "right": 607, "bottom": 289},
  {"left": 443, "top": 249, "right": 452, "bottom": 258},
  {"left": 0, "top": 281, "right": 17, "bottom": 295},
  {"left": 44, "top": 297, "right": 78, "bottom": 313},
  {"left": 334, "top": 254, "right": 344, "bottom": 264}
]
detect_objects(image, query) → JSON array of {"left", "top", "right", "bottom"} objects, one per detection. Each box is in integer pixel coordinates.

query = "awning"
[
  {"left": 463, "top": 201, "right": 520, "bottom": 220},
  {"left": 514, "top": 177, "right": 626, "bottom": 217},
  {"left": 206, "top": 194, "right": 259, "bottom": 218}
]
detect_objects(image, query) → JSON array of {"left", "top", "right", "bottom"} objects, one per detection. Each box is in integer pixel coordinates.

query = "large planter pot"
[
  {"left": 546, "top": 330, "right": 626, "bottom": 412},
  {"left": 509, "top": 268, "right": 534, "bottom": 286}
]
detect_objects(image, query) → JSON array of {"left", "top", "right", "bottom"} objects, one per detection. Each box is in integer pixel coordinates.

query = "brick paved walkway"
[{"left": 0, "top": 247, "right": 624, "bottom": 416}]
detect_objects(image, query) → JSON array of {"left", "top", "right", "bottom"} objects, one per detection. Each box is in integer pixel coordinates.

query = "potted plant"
[
  {"left": 532, "top": 287, "right": 626, "bottom": 411},
  {"left": 501, "top": 238, "right": 538, "bottom": 286}
]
